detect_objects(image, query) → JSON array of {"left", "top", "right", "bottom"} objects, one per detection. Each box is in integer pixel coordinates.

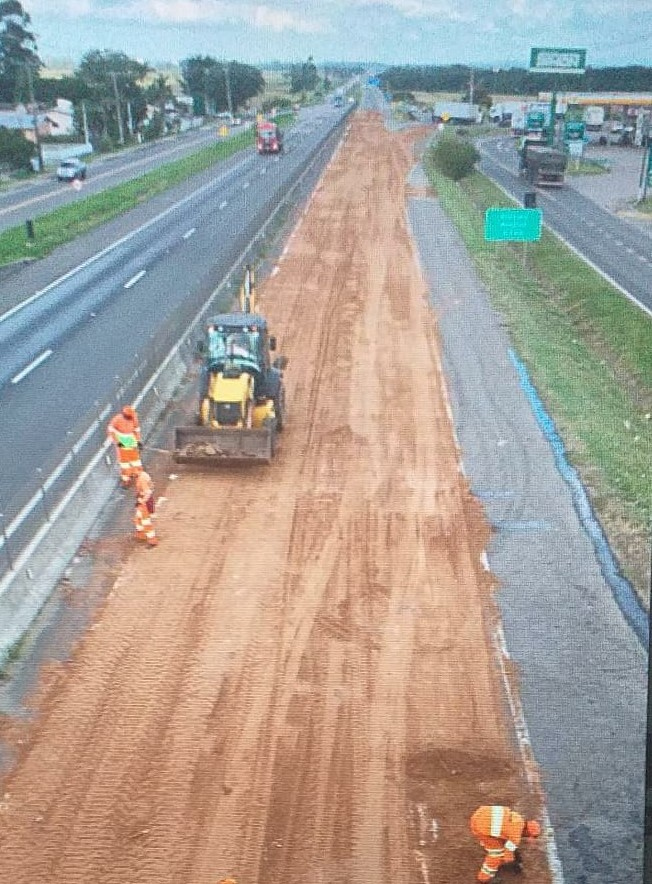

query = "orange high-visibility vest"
[
  {"left": 107, "top": 412, "right": 141, "bottom": 448},
  {"left": 470, "top": 806, "right": 525, "bottom": 882}
]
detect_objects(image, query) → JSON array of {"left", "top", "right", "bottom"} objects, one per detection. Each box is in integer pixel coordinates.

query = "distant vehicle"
[
  {"left": 519, "top": 144, "right": 567, "bottom": 186},
  {"left": 56, "top": 158, "right": 87, "bottom": 182},
  {"left": 432, "top": 102, "right": 482, "bottom": 125},
  {"left": 256, "top": 120, "right": 283, "bottom": 155},
  {"left": 583, "top": 105, "right": 605, "bottom": 131},
  {"left": 231, "top": 117, "right": 242, "bottom": 126},
  {"left": 333, "top": 94, "right": 344, "bottom": 108}
]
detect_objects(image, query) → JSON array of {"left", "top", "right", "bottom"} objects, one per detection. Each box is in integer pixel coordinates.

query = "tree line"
[
  {"left": 0, "top": 1, "right": 340, "bottom": 170},
  {"left": 380, "top": 64, "right": 652, "bottom": 102}
]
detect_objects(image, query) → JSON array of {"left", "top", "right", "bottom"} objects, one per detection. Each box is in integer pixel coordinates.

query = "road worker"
[
  {"left": 107, "top": 405, "right": 143, "bottom": 488},
  {"left": 469, "top": 805, "right": 541, "bottom": 881},
  {"left": 133, "top": 469, "right": 158, "bottom": 547}
]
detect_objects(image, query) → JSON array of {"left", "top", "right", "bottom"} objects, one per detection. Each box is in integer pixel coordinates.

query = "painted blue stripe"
[{"left": 508, "top": 348, "right": 649, "bottom": 647}]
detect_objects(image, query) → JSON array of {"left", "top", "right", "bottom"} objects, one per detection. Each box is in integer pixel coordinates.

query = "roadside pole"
[
  {"left": 638, "top": 145, "right": 650, "bottom": 203},
  {"left": 646, "top": 531, "right": 652, "bottom": 884}
]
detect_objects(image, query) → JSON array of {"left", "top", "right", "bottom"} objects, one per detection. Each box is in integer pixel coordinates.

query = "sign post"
[
  {"left": 529, "top": 47, "right": 586, "bottom": 147},
  {"left": 485, "top": 207, "right": 542, "bottom": 268}
]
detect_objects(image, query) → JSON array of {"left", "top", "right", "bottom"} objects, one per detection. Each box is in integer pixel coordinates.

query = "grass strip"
[
  {"left": 0, "top": 128, "right": 255, "bottom": 265},
  {"left": 423, "top": 150, "right": 652, "bottom": 601}
]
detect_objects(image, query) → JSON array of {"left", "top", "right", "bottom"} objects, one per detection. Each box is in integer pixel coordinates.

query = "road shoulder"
[{"left": 407, "top": 181, "right": 646, "bottom": 884}]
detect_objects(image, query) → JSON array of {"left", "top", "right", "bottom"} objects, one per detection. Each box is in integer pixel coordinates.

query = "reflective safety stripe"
[
  {"left": 490, "top": 806, "right": 505, "bottom": 837},
  {"left": 486, "top": 848, "right": 505, "bottom": 856},
  {"left": 480, "top": 862, "right": 497, "bottom": 877}
]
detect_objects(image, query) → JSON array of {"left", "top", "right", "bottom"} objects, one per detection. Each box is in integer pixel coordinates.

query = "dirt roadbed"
[{"left": 0, "top": 114, "right": 551, "bottom": 884}]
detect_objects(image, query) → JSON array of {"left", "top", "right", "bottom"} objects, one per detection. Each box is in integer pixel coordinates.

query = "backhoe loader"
[{"left": 173, "top": 268, "right": 287, "bottom": 465}]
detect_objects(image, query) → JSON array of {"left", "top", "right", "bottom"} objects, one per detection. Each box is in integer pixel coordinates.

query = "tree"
[
  {"left": 289, "top": 56, "right": 320, "bottom": 94},
  {"left": 74, "top": 50, "right": 152, "bottom": 147},
  {"left": 428, "top": 135, "right": 479, "bottom": 182},
  {"left": 0, "top": 0, "right": 41, "bottom": 103},
  {"left": 0, "top": 124, "right": 35, "bottom": 171},
  {"left": 180, "top": 55, "right": 264, "bottom": 115}
]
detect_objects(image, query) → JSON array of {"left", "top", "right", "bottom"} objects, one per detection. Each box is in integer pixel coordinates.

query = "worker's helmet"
[
  {"left": 525, "top": 820, "right": 542, "bottom": 838},
  {"left": 122, "top": 405, "right": 136, "bottom": 419}
]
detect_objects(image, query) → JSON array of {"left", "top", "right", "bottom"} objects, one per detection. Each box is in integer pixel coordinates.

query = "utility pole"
[
  {"left": 25, "top": 64, "right": 44, "bottom": 172},
  {"left": 81, "top": 100, "right": 90, "bottom": 145},
  {"left": 469, "top": 67, "right": 475, "bottom": 105},
  {"left": 110, "top": 71, "right": 125, "bottom": 145},
  {"left": 224, "top": 60, "right": 234, "bottom": 117}
]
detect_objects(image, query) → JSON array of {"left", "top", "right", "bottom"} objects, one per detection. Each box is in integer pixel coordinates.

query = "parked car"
[{"left": 57, "top": 158, "right": 87, "bottom": 181}]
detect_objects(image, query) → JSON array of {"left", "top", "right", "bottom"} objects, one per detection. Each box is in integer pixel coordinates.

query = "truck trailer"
[{"left": 519, "top": 144, "right": 567, "bottom": 186}]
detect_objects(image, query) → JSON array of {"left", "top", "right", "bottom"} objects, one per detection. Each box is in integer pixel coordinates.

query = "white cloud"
[{"left": 29, "top": 0, "right": 327, "bottom": 33}]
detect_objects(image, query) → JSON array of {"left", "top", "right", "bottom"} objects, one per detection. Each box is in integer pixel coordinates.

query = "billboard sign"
[{"left": 529, "top": 47, "right": 587, "bottom": 75}]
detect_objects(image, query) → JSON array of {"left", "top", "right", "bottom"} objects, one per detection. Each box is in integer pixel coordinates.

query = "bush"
[
  {"left": 428, "top": 135, "right": 479, "bottom": 181},
  {"left": 0, "top": 127, "right": 36, "bottom": 172}
]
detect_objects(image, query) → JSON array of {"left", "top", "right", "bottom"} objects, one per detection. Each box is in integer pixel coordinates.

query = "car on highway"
[{"left": 56, "top": 158, "right": 87, "bottom": 182}]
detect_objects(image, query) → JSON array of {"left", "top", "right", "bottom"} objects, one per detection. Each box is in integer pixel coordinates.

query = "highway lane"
[
  {"left": 0, "top": 103, "right": 350, "bottom": 519},
  {"left": 478, "top": 138, "right": 652, "bottom": 316},
  {"left": 0, "top": 124, "right": 232, "bottom": 234}
]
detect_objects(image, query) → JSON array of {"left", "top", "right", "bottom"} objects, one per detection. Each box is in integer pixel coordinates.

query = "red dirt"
[{"left": 0, "top": 113, "right": 552, "bottom": 884}]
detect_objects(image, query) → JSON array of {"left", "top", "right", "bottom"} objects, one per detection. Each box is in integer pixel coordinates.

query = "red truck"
[{"left": 256, "top": 120, "right": 283, "bottom": 155}]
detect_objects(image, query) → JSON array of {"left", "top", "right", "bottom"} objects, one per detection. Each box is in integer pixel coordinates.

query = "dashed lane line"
[
  {"left": 11, "top": 348, "right": 53, "bottom": 384},
  {"left": 124, "top": 270, "right": 146, "bottom": 289}
]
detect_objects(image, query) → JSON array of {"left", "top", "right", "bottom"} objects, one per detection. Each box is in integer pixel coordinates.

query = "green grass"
[
  {"left": 0, "top": 128, "right": 256, "bottom": 266},
  {"left": 423, "top": 151, "right": 652, "bottom": 601}
]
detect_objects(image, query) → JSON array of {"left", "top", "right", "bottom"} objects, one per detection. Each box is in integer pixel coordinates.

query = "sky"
[{"left": 23, "top": 0, "right": 652, "bottom": 70}]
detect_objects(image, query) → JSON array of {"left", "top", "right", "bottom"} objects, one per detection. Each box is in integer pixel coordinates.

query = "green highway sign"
[
  {"left": 529, "top": 47, "right": 586, "bottom": 75},
  {"left": 485, "top": 208, "right": 542, "bottom": 242}
]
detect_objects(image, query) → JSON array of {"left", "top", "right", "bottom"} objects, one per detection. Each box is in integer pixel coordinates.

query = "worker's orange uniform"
[
  {"left": 107, "top": 406, "right": 142, "bottom": 487},
  {"left": 470, "top": 806, "right": 533, "bottom": 881},
  {"left": 134, "top": 470, "right": 158, "bottom": 546}
]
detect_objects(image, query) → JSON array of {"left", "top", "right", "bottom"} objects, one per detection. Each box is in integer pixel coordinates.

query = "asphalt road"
[
  {"left": 0, "top": 124, "right": 244, "bottom": 234},
  {"left": 409, "top": 189, "right": 645, "bottom": 884},
  {"left": 0, "top": 103, "right": 350, "bottom": 520},
  {"left": 478, "top": 137, "right": 652, "bottom": 317}
]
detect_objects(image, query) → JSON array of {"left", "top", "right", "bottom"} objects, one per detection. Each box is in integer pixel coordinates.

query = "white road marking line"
[
  {"left": 219, "top": 200, "right": 228, "bottom": 209},
  {"left": 260, "top": 168, "right": 267, "bottom": 175},
  {"left": 124, "top": 269, "right": 146, "bottom": 289},
  {"left": 183, "top": 227, "right": 196, "bottom": 239},
  {"left": 0, "top": 157, "right": 251, "bottom": 326},
  {"left": 11, "top": 348, "right": 53, "bottom": 384},
  {"left": 243, "top": 181, "right": 250, "bottom": 189}
]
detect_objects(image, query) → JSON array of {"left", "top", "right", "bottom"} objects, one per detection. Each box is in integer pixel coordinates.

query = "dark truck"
[{"left": 519, "top": 144, "right": 567, "bottom": 187}]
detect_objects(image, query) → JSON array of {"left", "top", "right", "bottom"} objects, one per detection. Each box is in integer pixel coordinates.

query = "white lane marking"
[
  {"left": 260, "top": 168, "right": 267, "bottom": 175},
  {"left": 183, "top": 227, "right": 196, "bottom": 239},
  {"left": 11, "top": 348, "right": 53, "bottom": 384},
  {"left": 0, "top": 156, "right": 251, "bottom": 326},
  {"left": 243, "top": 181, "right": 250, "bottom": 189},
  {"left": 484, "top": 168, "right": 652, "bottom": 319},
  {"left": 219, "top": 200, "right": 228, "bottom": 209},
  {"left": 124, "top": 269, "right": 146, "bottom": 289},
  {"left": 0, "top": 131, "right": 216, "bottom": 219}
]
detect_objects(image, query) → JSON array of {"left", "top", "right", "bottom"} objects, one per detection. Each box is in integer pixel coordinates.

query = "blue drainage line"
[{"left": 508, "top": 348, "right": 649, "bottom": 648}]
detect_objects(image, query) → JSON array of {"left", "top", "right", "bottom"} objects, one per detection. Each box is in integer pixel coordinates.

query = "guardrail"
[{"left": 0, "top": 109, "right": 353, "bottom": 665}]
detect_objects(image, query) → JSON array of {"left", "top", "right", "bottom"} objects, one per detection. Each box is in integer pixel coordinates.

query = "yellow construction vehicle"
[{"left": 173, "top": 267, "right": 287, "bottom": 464}]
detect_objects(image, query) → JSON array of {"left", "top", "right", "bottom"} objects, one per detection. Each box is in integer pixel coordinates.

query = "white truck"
[
  {"left": 433, "top": 102, "right": 482, "bottom": 125},
  {"left": 583, "top": 106, "right": 605, "bottom": 131}
]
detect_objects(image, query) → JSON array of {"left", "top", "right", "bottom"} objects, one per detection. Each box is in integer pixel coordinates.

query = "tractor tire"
[{"left": 273, "top": 385, "right": 286, "bottom": 432}]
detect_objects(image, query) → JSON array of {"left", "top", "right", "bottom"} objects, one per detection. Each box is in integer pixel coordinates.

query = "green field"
[{"left": 423, "top": 150, "right": 652, "bottom": 604}]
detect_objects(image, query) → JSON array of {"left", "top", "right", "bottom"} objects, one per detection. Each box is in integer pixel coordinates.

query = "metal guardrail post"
[
  {"left": 35, "top": 468, "right": 51, "bottom": 521},
  {"left": 0, "top": 512, "right": 14, "bottom": 571}
]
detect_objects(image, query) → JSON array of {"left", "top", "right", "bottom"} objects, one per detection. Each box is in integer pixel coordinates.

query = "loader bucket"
[{"left": 173, "top": 425, "right": 274, "bottom": 465}]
